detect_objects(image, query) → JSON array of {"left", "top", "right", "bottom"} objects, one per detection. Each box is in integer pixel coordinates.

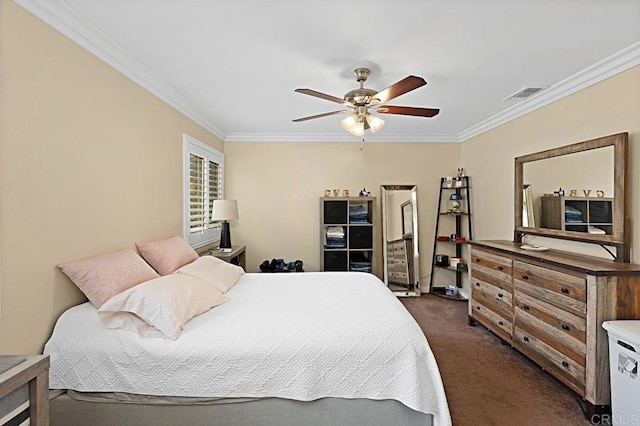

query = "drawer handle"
[
  {"left": 561, "top": 324, "right": 570, "bottom": 331},
  {"left": 522, "top": 304, "right": 530, "bottom": 311},
  {"left": 498, "top": 293, "right": 503, "bottom": 298},
  {"left": 562, "top": 361, "right": 569, "bottom": 368},
  {"left": 475, "top": 282, "right": 480, "bottom": 287},
  {"left": 523, "top": 336, "right": 530, "bottom": 342},
  {"left": 475, "top": 306, "right": 481, "bottom": 311},
  {"left": 561, "top": 287, "right": 569, "bottom": 294},
  {"left": 522, "top": 274, "right": 529, "bottom": 280},
  {"left": 475, "top": 258, "right": 481, "bottom": 262},
  {"left": 498, "top": 321, "right": 504, "bottom": 326},
  {"left": 497, "top": 266, "right": 504, "bottom": 271}
]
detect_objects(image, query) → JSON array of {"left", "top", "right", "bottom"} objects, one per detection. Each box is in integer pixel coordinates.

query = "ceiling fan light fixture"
[
  {"left": 349, "top": 118, "right": 365, "bottom": 136},
  {"left": 366, "top": 113, "right": 385, "bottom": 133},
  {"left": 340, "top": 113, "right": 358, "bottom": 132}
]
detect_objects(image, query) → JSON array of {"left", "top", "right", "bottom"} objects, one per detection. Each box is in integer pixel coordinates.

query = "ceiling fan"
[{"left": 292, "top": 68, "right": 439, "bottom": 136}]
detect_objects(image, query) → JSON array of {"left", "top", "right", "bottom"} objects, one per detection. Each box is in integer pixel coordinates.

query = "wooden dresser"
[
  {"left": 386, "top": 238, "right": 413, "bottom": 285},
  {"left": 468, "top": 240, "right": 640, "bottom": 415}
]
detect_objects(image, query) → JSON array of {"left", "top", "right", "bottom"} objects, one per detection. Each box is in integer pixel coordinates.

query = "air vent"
[{"left": 503, "top": 86, "right": 547, "bottom": 101}]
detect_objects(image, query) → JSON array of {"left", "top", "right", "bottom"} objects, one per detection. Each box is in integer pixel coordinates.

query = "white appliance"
[{"left": 602, "top": 320, "right": 640, "bottom": 425}]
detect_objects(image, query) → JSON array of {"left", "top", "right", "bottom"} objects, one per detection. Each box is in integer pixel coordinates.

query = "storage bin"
[
  {"left": 323, "top": 201, "right": 348, "bottom": 224},
  {"left": 589, "top": 200, "right": 612, "bottom": 223},
  {"left": 602, "top": 320, "right": 640, "bottom": 425},
  {"left": 323, "top": 251, "right": 348, "bottom": 271},
  {"left": 349, "top": 226, "right": 373, "bottom": 249}
]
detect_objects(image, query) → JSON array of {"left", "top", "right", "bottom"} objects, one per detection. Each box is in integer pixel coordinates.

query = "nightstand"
[
  {"left": 203, "top": 245, "right": 246, "bottom": 270},
  {"left": 0, "top": 355, "right": 50, "bottom": 425}
]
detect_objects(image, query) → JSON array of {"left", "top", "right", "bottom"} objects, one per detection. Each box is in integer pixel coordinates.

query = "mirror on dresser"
[
  {"left": 381, "top": 185, "right": 420, "bottom": 297},
  {"left": 514, "top": 132, "right": 629, "bottom": 262}
]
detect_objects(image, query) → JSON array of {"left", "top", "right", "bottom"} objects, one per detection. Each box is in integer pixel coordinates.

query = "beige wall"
[
  {"left": 461, "top": 66, "right": 640, "bottom": 265},
  {"left": 224, "top": 142, "right": 461, "bottom": 286},
  {"left": 0, "top": 1, "right": 223, "bottom": 354}
]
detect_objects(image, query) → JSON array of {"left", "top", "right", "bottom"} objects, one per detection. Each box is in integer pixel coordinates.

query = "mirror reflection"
[
  {"left": 381, "top": 185, "right": 420, "bottom": 297},
  {"left": 522, "top": 146, "right": 614, "bottom": 235}
]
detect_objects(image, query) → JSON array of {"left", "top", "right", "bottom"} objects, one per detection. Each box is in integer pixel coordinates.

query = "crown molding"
[
  {"left": 224, "top": 133, "right": 461, "bottom": 143},
  {"left": 15, "top": 0, "right": 640, "bottom": 144},
  {"left": 14, "top": 0, "right": 227, "bottom": 140},
  {"left": 458, "top": 41, "right": 640, "bottom": 142}
]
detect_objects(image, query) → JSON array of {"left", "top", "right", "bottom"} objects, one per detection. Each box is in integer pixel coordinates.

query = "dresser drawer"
[
  {"left": 470, "top": 249, "right": 513, "bottom": 291},
  {"left": 471, "top": 300, "right": 512, "bottom": 341},
  {"left": 393, "top": 271, "right": 409, "bottom": 284},
  {"left": 514, "top": 327, "right": 585, "bottom": 395},
  {"left": 389, "top": 262, "right": 399, "bottom": 272},
  {"left": 471, "top": 248, "right": 513, "bottom": 274},
  {"left": 515, "top": 291, "right": 586, "bottom": 366},
  {"left": 513, "top": 261, "right": 586, "bottom": 316},
  {"left": 394, "top": 257, "right": 407, "bottom": 267},
  {"left": 471, "top": 278, "right": 512, "bottom": 320},
  {"left": 393, "top": 244, "right": 406, "bottom": 255}
]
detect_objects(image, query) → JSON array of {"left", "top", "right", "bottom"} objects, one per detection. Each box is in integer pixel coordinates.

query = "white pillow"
[
  {"left": 98, "top": 274, "right": 228, "bottom": 340},
  {"left": 176, "top": 255, "right": 245, "bottom": 293}
]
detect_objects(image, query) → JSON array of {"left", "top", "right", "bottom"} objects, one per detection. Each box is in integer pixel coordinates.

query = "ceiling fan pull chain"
[{"left": 361, "top": 138, "right": 365, "bottom": 151}]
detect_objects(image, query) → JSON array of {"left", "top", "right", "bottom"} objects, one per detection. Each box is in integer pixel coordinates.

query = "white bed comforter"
[{"left": 44, "top": 272, "right": 451, "bottom": 426}]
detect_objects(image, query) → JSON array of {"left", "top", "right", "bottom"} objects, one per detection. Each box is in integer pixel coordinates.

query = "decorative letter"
[
  {"left": 596, "top": 190, "right": 605, "bottom": 198},
  {"left": 583, "top": 189, "right": 592, "bottom": 197},
  {"left": 343, "top": 189, "right": 349, "bottom": 197},
  {"left": 324, "top": 190, "right": 331, "bottom": 197},
  {"left": 333, "top": 189, "right": 340, "bottom": 197},
  {"left": 570, "top": 190, "right": 578, "bottom": 197}
]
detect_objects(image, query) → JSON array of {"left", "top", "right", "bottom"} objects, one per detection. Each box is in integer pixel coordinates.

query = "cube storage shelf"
[
  {"left": 320, "top": 197, "right": 377, "bottom": 275},
  {"left": 540, "top": 196, "right": 613, "bottom": 235}
]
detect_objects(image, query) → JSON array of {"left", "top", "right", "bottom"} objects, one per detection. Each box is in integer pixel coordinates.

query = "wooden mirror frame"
[{"left": 514, "top": 132, "right": 629, "bottom": 262}]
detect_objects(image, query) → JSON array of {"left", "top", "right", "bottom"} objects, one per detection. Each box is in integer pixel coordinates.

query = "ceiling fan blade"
[
  {"left": 292, "top": 110, "right": 347, "bottom": 122},
  {"left": 377, "top": 106, "right": 440, "bottom": 117},
  {"left": 375, "top": 76, "right": 427, "bottom": 105},
  {"left": 294, "top": 88, "right": 346, "bottom": 105}
]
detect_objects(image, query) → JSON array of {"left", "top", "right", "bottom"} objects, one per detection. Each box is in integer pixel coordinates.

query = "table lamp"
[{"left": 212, "top": 199, "right": 239, "bottom": 252}]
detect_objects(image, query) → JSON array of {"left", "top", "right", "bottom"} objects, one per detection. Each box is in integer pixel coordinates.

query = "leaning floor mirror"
[{"left": 381, "top": 185, "right": 420, "bottom": 297}]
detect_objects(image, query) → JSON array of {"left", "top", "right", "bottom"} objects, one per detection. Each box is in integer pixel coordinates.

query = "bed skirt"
[{"left": 50, "top": 392, "right": 433, "bottom": 426}]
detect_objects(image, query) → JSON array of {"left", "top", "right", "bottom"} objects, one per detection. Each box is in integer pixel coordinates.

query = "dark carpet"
[{"left": 401, "top": 294, "right": 591, "bottom": 426}]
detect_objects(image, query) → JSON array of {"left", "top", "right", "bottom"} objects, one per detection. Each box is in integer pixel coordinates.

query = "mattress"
[{"left": 44, "top": 272, "right": 451, "bottom": 426}]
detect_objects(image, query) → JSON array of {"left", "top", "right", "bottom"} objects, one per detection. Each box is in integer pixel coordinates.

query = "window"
[{"left": 183, "top": 134, "right": 224, "bottom": 247}]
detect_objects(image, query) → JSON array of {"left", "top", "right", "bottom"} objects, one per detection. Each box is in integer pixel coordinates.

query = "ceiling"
[{"left": 16, "top": 0, "right": 640, "bottom": 143}]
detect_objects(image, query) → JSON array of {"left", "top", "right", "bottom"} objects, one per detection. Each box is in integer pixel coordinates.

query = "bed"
[{"left": 44, "top": 271, "right": 451, "bottom": 426}]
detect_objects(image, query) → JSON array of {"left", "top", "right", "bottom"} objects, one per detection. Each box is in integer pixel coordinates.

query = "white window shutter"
[{"left": 183, "top": 134, "right": 224, "bottom": 247}]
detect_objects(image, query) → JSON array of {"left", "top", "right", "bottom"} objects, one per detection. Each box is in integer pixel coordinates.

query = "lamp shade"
[
  {"left": 341, "top": 113, "right": 358, "bottom": 132},
  {"left": 366, "top": 113, "right": 385, "bottom": 132},
  {"left": 211, "top": 199, "right": 239, "bottom": 221}
]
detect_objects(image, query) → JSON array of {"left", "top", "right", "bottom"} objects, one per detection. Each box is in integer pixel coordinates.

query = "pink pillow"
[
  {"left": 58, "top": 249, "right": 160, "bottom": 308},
  {"left": 135, "top": 236, "right": 199, "bottom": 275},
  {"left": 176, "top": 256, "right": 245, "bottom": 293},
  {"left": 97, "top": 274, "right": 228, "bottom": 339}
]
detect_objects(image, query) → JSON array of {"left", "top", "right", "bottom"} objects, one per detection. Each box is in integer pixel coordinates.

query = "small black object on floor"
[{"left": 260, "top": 259, "right": 304, "bottom": 273}]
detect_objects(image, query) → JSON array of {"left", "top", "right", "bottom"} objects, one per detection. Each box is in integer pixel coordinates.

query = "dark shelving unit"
[{"left": 429, "top": 176, "right": 472, "bottom": 299}]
